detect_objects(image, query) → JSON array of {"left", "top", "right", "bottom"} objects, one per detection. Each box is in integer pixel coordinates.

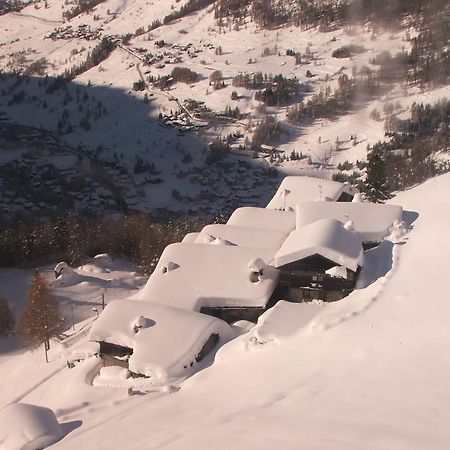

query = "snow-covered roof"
[
  {"left": 274, "top": 218, "right": 364, "bottom": 272},
  {"left": 0, "top": 403, "right": 63, "bottom": 450},
  {"left": 296, "top": 202, "right": 403, "bottom": 243},
  {"left": 195, "top": 224, "right": 287, "bottom": 250},
  {"left": 138, "top": 243, "right": 279, "bottom": 310},
  {"left": 227, "top": 207, "right": 296, "bottom": 234},
  {"left": 267, "top": 176, "right": 358, "bottom": 210},
  {"left": 90, "top": 300, "right": 232, "bottom": 381},
  {"left": 181, "top": 232, "right": 200, "bottom": 243}
]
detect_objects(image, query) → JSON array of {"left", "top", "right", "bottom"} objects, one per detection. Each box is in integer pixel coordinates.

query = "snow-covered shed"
[
  {"left": 194, "top": 224, "right": 287, "bottom": 250},
  {"left": 227, "top": 207, "right": 296, "bottom": 234},
  {"left": 267, "top": 176, "right": 358, "bottom": 210},
  {"left": 296, "top": 201, "right": 403, "bottom": 248},
  {"left": 274, "top": 218, "right": 364, "bottom": 302},
  {"left": 90, "top": 300, "right": 233, "bottom": 383},
  {"left": 138, "top": 243, "right": 280, "bottom": 322}
]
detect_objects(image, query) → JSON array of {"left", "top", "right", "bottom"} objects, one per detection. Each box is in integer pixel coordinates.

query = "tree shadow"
[
  {"left": 0, "top": 70, "right": 295, "bottom": 221},
  {"left": 0, "top": 336, "right": 27, "bottom": 355},
  {"left": 60, "top": 419, "right": 83, "bottom": 439}
]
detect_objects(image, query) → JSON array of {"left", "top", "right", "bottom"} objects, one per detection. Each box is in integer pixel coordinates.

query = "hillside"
[
  {"left": 0, "top": 0, "right": 448, "bottom": 223},
  {"left": 0, "top": 172, "right": 450, "bottom": 449}
]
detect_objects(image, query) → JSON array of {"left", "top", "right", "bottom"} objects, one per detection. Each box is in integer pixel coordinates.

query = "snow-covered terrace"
[
  {"left": 296, "top": 201, "right": 403, "bottom": 245},
  {"left": 90, "top": 300, "right": 233, "bottom": 382},
  {"left": 275, "top": 218, "right": 364, "bottom": 272},
  {"left": 267, "top": 176, "right": 359, "bottom": 210},
  {"left": 138, "top": 243, "right": 280, "bottom": 311}
]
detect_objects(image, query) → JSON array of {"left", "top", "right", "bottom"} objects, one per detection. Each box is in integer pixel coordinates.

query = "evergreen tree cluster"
[
  {"left": 171, "top": 67, "right": 199, "bottom": 84},
  {"left": 368, "top": 99, "right": 450, "bottom": 193},
  {"left": 214, "top": 0, "right": 252, "bottom": 21},
  {"left": 287, "top": 74, "right": 380, "bottom": 123},
  {"left": 223, "top": 105, "right": 242, "bottom": 119},
  {"left": 214, "top": 0, "right": 445, "bottom": 31},
  {"left": 163, "top": 0, "right": 216, "bottom": 25},
  {"left": 371, "top": 26, "right": 450, "bottom": 87},
  {"left": 0, "top": 215, "right": 204, "bottom": 275},
  {"left": 62, "top": 0, "right": 106, "bottom": 20},
  {"left": 252, "top": 115, "right": 284, "bottom": 147},
  {"left": 232, "top": 72, "right": 266, "bottom": 89},
  {"left": 254, "top": 74, "right": 300, "bottom": 107},
  {"left": 206, "top": 138, "right": 230, "bottom": 164},
  {"left": 0, "top": 0, "right": 25, "bottom": 16},
  {"left": 49, "top": 38, "right": 116, "bottom": 91}
]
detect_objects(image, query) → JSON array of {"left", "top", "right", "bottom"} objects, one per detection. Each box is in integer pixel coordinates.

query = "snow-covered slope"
[
  {"left": 1, "top": 173, "right": 450, "bottom": 449},
  {"left": 1, "top": 0, "right": 447, "bottom": 219}
]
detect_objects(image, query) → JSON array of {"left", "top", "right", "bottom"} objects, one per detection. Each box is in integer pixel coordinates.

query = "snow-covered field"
[{"left": 1, "top": 172, "right": 450, "bottom": 449}]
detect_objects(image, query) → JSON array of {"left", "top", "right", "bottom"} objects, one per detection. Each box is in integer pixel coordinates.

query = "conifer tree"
[
  {"left": 364, "top": 150, "right": 390, "bottom": 202},
  {"left": 18, "top": 274, "right": 65, "bottom": 350},
  {"left": 0, "top": 296, "right": 15, "bottom": 337}
]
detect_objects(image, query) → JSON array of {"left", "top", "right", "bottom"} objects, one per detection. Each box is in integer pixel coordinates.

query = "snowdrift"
[{"left": 0, "top": 403, "right": 63, "bottom": 450}]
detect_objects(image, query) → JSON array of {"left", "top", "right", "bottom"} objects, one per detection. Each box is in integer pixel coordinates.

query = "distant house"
[
  {"left": 227, "top": 206, "right": 296, "bottom": 234},
  {"left": 296, "top": 201, "right": 403, "bottom": 249},
  {"left": 138, "top": 243, "right": 280, "bottom": 322},
  {"left": 274, "top": 218, "right": 364, "bottom": 302},
  {"left": 267, "top": 176, "right": 358, "bottom": 210},
  {"left": 89, "top": 300, "right": 232, "bottom": 382},
  {"left": 259, "top": 144, "right": 279, "bottom": 155}
]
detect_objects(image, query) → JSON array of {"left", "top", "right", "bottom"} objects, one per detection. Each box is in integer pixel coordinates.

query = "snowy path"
[{"left": 10, "top": 11, "right": 62, "bottom": 25}]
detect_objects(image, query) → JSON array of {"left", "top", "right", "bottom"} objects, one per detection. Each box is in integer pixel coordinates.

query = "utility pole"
[
  {"left": 44, "top": 325, "right": 49, "bottom": 364},
  {"left": 102, "top": 291, "right": 105, "bottom": 310}
]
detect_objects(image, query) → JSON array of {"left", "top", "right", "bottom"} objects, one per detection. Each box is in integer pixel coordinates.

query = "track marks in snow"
[{"left": 308, "top": 233, "right": 409, "bottom": 333}]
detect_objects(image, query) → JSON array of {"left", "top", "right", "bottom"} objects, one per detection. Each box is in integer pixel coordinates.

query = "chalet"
[
  {"left": 267, "top": 176, "right": 358, "bottom": 210},
  {"left": 227, "top": 206, "right": 296, "bottom": 234},
  {"left": 296, "top": 201, "right": 403, "bottom": 249},
  {"left": 138, "top": 243, "right": 280, "bottom": 323},
  {"left": 89, "top": 300, "right": 232, "bottom": 382},
  {"left": 274, "top": 218, "right": 364, "bottom": 302}
]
